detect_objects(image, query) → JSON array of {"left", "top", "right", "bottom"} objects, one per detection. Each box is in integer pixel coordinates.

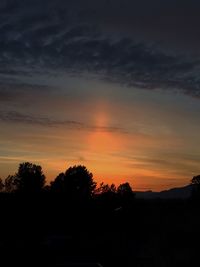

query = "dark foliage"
[
  {"left": 96, "top": 182, "right": 117, "bottom": 194},
  {"left": 191, "top": 175, "right": 200, "bottom": 200},
  {"left": 0, "top": 177, "right": 4, "bottom": 192},
  {"left": 13, "top": 162, "right": 46, "bottom": 193},
  {"left": 4, "top": 175, "right": 16, "bottom": 192},
  {"left": 0, "top": 162, "right": 200, "bottom": 266},
  {"left": 117, "top": 182, "right": 134, "bottom": 196},
  {"left": 50, "top": 165, "right": 97, "bottom": 200}
]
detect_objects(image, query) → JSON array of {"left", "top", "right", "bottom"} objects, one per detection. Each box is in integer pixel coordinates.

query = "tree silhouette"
[
  {"left": 117, "top": 182, "right": 135, "bottom": 207},
  {"left": 50, "top": 165, "right": 96, "bottom": 200},
  {"left": 191, "top": 175, "right": 200, "bottom": 200},
  {"left": 191, "top": 175, "right": 200, "bottom": 185},
  {"left": 50, "top": 172, "right": 65, "bottom": 193},
  {"left": 0, "top": 178, "right": 4, "bottom": 192},
  {"left": 117, "top": 182, "right": 134, "bottom": 196},
  {"left": 14, "top": 162, "right": 46, "bottom": 193},
  {"left": 96, "top": 182, "right": 117, "bottom": 194},
  {"left": 4, "top": 175, "right": 16, "bottom": 193},
  {"left": 95, "top": 183, "right": 118, "bottom": 209}
]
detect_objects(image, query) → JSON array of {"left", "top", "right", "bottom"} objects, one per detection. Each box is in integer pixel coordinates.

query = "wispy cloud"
[{"left": 0, "top": 110, "right": 126, "bottom": 133}]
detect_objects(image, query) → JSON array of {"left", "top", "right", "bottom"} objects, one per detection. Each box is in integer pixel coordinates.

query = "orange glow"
[
  {"left": 86, "top": 108, "right": 126, "bottom": 152},
  {"left": 1, "top": 91, "right": 199, "bottom": 192},
  {"left": 88, "top": 130, "right": 125, "bottom": 152}
]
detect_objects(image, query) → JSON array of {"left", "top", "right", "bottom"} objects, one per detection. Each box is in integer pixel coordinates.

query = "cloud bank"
[{"left": 0, "top": 0, "right": 200, "bottom": 97}]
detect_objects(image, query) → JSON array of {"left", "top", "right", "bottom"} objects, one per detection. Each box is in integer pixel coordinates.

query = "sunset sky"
[{"left": 0, "top": 0, "right": 200, "bottom": 191}]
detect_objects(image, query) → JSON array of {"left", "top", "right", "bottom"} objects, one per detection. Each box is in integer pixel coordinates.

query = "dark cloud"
[
  {"left": 0, "top": 110, "right": 82, "bottom": 127},
  {"left": 1, "top": 0, "right": 199, "bottom": 52},
  {"left": 0, "top": 0, "right": 200, "bottom": 97}
]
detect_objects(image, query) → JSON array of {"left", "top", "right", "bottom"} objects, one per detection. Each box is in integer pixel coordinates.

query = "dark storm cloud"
[{"left": 1, "top": 0, "right": 200, "bottom": 97}]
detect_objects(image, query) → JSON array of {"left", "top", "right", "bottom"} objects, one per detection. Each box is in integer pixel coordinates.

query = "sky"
[{"left": 0, "top": 0, "right": 200, "bottom": 191}]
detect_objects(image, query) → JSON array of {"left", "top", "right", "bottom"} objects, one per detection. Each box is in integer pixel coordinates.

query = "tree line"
[
  {"left": 0, "top": 161, "right": 200, "bottom": 200},
  {"left": 0, "top": 162, "right": 135, "bottom": 201}
]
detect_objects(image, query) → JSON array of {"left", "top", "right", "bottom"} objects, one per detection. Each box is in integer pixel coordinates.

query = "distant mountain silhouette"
[{"left": 135, "top": 185, "right": 192, "bottom": 199}]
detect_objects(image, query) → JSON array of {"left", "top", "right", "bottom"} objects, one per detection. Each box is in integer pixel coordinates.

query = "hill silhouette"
[{"left": 135, "top": 185, "right": 192, "bottom": 199}]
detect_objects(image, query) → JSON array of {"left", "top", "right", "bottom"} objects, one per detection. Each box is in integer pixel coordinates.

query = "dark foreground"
[{"left": 0, "top": 194, "right": 199, "bottom": 267}]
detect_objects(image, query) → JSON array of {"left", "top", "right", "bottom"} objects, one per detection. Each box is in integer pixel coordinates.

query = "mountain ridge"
[{"left": 135, "top": 184, "right": 192, "bottom": 199}]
